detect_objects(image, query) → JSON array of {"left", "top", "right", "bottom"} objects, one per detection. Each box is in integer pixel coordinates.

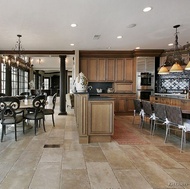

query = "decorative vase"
[{"left": 75, "top": 72, "right": 88, "bottom": 92}]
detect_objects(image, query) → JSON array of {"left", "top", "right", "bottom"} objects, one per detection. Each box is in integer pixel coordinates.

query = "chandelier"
[
  {"left": 2, "top": 34, "right": 31, "bottom": 70},
  {"left": 158, "top": 25, "right": 189, "bottom": 74}
]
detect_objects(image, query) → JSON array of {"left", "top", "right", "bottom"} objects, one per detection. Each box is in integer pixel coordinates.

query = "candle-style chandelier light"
[{"left": 2, "top": 34, "right": 31, "bottom": 70}]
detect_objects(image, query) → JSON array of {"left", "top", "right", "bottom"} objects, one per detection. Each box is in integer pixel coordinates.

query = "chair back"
[
  {"left": 165, "top": 105, "right": 183, "bottom": 125},
  {"left": 0, "top": 93, "right": 6, "bottom": 97},
  {"left": 141, "top": 100, "right": 153, "bottom": 116},
  {"left": 153, "top": 103, "right": 166, "bottom": 121},
  {"left": 133, "top": 99, "right": 142, "bottom": 114},
  {"left": 52, "top": 93, "right": 57, "bottom": 110},
  {"left": 20, "top": 92, "right": 30, "bottom": 96},
  {"left": 32, "top": 95, "right": 46, "bottom": 115},
  {"left": 0, "top": 96, "right": 20, "bottom": 122}
]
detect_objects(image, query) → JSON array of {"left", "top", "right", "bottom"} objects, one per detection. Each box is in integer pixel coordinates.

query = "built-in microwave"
[{"left": 140, "top": 72, "right": 152, "bottom": 86}]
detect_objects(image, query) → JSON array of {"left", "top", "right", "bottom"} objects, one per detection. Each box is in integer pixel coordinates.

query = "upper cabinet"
[
  {"left": 115, "top": 58, "right": 133, "bottom": 82},
  {"left": 80, "top": 58, "right": 134, "bottom": 83}
]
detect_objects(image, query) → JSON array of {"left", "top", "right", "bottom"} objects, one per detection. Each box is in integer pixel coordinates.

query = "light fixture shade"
[
  {"left": 158, "top": 66, "right": 169, "bottom": 74},
  {"left": 185, "top": 61, "right": 190, "bottom": 70},
  {"left": 170, "top": 62, "right": 183, "bottom": 72}
]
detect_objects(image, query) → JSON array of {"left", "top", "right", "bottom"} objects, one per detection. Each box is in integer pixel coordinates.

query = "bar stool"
[
  {"left": 165, "top": 105, "right": 190, "bottom": 152},
  {"left": 141, "top": 100, "right": 155, "bottom": 133},
  {"left": 152, "top": 103, "right": 167, "bottom": 135}
]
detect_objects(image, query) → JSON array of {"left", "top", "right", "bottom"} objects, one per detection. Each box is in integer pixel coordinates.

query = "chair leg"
[
  {"left": 180, "top": 130, "right": 184, "bottom": 152},
  {"left": 132, "top": 110, "right": 136, "bottom": 124},
  {"left": 1, "top": 125, "right": 5, "bottom": 142},
  {"left": 164, "top": 124, "right": 169, "bottom": 143},
  {"left": 34, "top": 120, "right": 38, "bottom": 135},
  {"left": 52, "top": 114, "right": 55, "bottom": 126},
  {"left": 42, "top": 118, "right": 46, "bottom": 132},
  {"left": 14, "top": 124, "right": 17, "bottom": 141}
]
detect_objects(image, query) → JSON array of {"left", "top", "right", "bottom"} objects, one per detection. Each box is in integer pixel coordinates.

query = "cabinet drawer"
[{"left": 114, "top": 83, "right": 133, "bottom": 93}]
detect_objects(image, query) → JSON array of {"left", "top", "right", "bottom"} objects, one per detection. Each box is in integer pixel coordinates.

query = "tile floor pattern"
[{"left": 0, "top": 101, "right": 190, "bottom": 189}]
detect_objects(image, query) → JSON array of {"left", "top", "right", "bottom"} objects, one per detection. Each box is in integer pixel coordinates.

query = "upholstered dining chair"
[
  {"left": 24, "top": 95, "right": 46, "bottom": 135},
  {"left": 165, "top": 105, "right": 190, "bottom": 152},
  {"left": 152, "top": 103, "right": 167, "bottom": 136},
  {"left": 0, "top": 96, "right": 25, "bottom": 142},
  {"left": 133, "top": 99, "right": 142, "bottom": 125},
  {"left": 44, "top": 93, "right": 57, "bottom": 126},
  {"left": 141, "top": 100, "right": 155, "bottom": 133},
  {"left": 0, "top": 93, "right": 6, "bottom": 97}
]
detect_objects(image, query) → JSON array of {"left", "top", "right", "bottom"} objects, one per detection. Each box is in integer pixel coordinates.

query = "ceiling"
[{"left": 1, "top": 0, "right": 190, "bottom": 71}]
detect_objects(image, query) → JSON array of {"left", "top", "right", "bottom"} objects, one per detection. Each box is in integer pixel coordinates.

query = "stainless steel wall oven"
[{"left": 137, "top": 72, "right": 154, "bottom": 99}]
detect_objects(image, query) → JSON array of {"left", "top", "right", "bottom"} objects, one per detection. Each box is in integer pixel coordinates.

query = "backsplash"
[{"left": 158, "top": 71, "right": 190, "bottom": 93}]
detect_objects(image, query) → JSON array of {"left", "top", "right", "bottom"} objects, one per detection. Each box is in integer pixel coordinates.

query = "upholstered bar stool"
[
  {"left": 152, "top": 103, "right": 167, "bottom": 136},
  {"left": 165, "top": 105, "right": 190, "bottom": 152}
]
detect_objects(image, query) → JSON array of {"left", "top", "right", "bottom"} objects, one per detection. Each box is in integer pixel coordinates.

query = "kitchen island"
[
  {"left": 74, "top": 93, "right": 114, "bottom": 144},
  {"left": 150, "top": 94, "right": 190, "bottom": 111}
]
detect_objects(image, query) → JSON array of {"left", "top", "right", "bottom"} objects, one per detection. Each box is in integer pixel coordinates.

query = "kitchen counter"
[
  {"left": 154, "top": 93, "right": 188, "bottom": 99},
  {"left": 74, "top": 93, "right": 114, "bottom": 144}
]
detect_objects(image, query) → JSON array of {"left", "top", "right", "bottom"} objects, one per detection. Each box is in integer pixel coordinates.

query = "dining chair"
[
  {"left": 165, "top": 104, "right": 190, "bottom": 152},
  {"left": 0, "top": 93, "right": 6, "bottom": 97},
  {"left": 141, "top": 100, "right": 155, "bottom": 133},
  {"left": 24, "top": 95, "right": 46, "bottom": 135},
  {"left": 152, "top": 103, "right": 167, "bottom": 135},
  {"left": 133, "top": 99, "right": 142, "bottom": 125},
  {"left": 0, "top": 96, "right": 25, "bottom": 142},
  {"left": 44, "top": 93, "right": 57, "bottom": 126}
]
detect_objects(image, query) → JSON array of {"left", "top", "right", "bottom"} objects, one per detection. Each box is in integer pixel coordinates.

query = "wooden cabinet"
[
  {"left": 100, "top": 93, "right": 136, "bottom": 115},
  {"left": 80, "top": 57, "right": 134, "bottom": 83},
  {"left": 124, "top": 58, "right": 133, "bottom": 82},
  {"left": 115, "top": 59, "right": 125, "bottom": 81},
  {"left": 74, "top": 93, "right": 114, "bottom": 143},
  {"left": 88, "top": 59, "right": 97, "bottom": 81},
  {"left": 106, "top": 59, "right": 115, "bottom": 81},
  {"left": 115, "top": 58, "right": 134, "bottom": 82},
  {"left": 80, "top": 58, "right": 88, "bottom": 77},
  {"left": 97, "top": 59, "right": 106, "bottom": 81}
]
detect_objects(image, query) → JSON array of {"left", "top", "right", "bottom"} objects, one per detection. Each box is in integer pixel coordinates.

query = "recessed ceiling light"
[
  {"left": 168, "top": 43, "right": 173, "bottom": 46},
  {"left": 70, "top": 43, "right": 74, "bottom": 46},
  {"left": 143, "top": 7, "right": 152, "bottom": 12},
  {"left": 117, "top": 36, "right": 122, "bottom": 39},
  {"left": 136, "top": 47, "right": 140, "bottom": 49},
  {"left": 71, "top": 23, "right": 77, "bottom": 27}
]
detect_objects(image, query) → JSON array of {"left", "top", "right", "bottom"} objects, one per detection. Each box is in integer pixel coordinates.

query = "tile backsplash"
[{"left": 158, "top": 71, "right": 190, "bottom": 93}]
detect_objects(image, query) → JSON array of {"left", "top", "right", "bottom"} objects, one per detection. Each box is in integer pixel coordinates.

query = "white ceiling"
[{"left": 1, "top": 0, "right": 190, "bottom": 71}]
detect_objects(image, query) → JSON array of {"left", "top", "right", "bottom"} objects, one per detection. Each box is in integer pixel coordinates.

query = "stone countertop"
[{"left": 88, "top": 96, "right": 115, "bottom": 101}]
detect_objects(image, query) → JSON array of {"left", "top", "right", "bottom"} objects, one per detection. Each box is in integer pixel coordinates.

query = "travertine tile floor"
[{"left": 0, "top": 100, "right": 190, "bottom": 189}]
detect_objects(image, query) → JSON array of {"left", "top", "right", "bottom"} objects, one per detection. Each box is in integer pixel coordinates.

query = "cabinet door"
[
  {"left": 80, "top": 58, "right": 88, "bottom": 77},
  {"left": 115, "top": 59, "right": 124, "bottom": 81},
  {"left": 106, "top": 59, "right": 115, "bottom": 81},
  {"left": 88, "top": 59, "right": 97, "bottom": 81},
  {"left": 124, "top": 58, "right": 133, "bottom": 82},
  {"left": 115, "top": 98, "right": 127, "bottom": 113},
  {"left": 97, "top": 59, "right": 106, "bottom": 81},
  {"left": 126, "top": 98, "right": 135, "bottom": 113}
]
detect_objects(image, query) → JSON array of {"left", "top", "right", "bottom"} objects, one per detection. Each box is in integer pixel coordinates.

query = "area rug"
[{"left": 112, "top": 117, "right": 150, "bottom": 145}]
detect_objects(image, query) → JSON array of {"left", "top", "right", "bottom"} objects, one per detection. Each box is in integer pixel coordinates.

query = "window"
[
  {"left": 44, "top": 78, "right": 49, "bottom": 89},
  {"left": 1, "top": 63, "right": 6, "bottom": 94},
  {"left": 11, "top": 67, "right": 18, "bottom": 96},
  {"left": 19, "top": 69, "right": 28, "bottom": 94}
]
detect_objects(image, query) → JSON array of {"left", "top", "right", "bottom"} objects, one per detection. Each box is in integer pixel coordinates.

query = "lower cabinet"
[
  {"left": 74, "top": 93, "right": 114, "bottom": 144},
  {"left": 100, "top": 93, "right": 136, "bottom": 115}
]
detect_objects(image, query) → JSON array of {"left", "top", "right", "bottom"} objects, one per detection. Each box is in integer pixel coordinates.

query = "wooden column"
[
  {"left": 59, "top": 55, "right": 67, "bottom": 115},
  {"left": 6, "top": 64, "right": 11, "bottom": 96}
]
